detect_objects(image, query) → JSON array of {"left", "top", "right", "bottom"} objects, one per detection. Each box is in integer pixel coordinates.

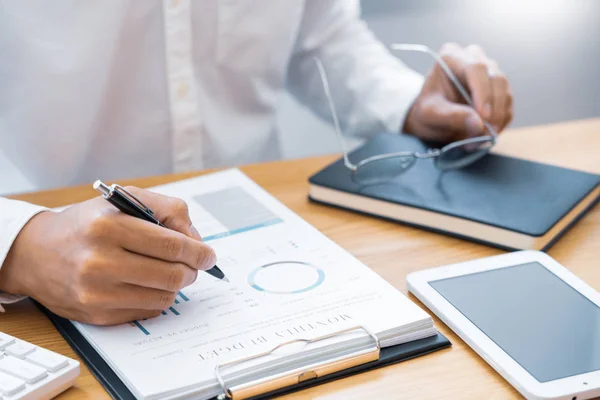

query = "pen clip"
[{"left": 112, "top": 184, "right": 156, "bottom": 217}]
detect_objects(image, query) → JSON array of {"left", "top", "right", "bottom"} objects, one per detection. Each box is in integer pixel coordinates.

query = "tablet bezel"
[{"left": 407, "top": 250, "right": 600, "bottom": 400}]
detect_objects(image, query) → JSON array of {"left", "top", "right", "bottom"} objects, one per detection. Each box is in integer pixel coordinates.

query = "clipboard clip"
[{"left": 215, "top": 325, "right": 381, "bottom": 400}]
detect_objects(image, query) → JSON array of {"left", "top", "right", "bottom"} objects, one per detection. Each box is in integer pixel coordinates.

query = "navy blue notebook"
[{"left": 309, "top": 133, "right": 600, "bottom": 251}]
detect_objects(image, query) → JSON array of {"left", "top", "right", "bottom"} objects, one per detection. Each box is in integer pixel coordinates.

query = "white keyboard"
[{"left": 0, "top": 332, "right": 79, "bottom": 400}]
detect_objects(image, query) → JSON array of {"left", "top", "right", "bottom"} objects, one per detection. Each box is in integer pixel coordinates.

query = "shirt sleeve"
[
  {"left": 287, "top": 0, "right": 424, "bottom": 137},
  {"left": 0, "top": 198, "right": 48, "bottom": 312}
]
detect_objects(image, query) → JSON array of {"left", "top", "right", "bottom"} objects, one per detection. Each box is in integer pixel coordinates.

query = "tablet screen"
[{"left": 430, "top": 262, "right": 600, "bottom": 382}]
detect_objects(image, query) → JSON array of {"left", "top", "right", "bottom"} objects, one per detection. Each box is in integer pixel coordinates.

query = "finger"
[
  {"left": 71, "top": 284, "right": 179, "bottom": 314},
  {"left": 463, "top": 45, "right": 493, "bottom": 120},
  {"left": 109, "top": 251, "right": 198, "bottom": 292},
  {"left": 113, "top": 213, "right": 217, "bottom": 270},
  {"left": 52, "top": 304, "right": 164, "bottom": 326},
  {"left": 105, "top": 309, "right": 164, "bottom": 326},
  {"left": 421, "top": 95, "right": 486, "bottom": 139},
  {"left": 117, "top": 285, "right": 179, "bottom": 310},
  {"left": 465, "top": 63, "right": 492, "bottom": 120},
  {"left": 85, "top": 308, "right": 164, "bottom": 326},
  {"left": 439, "top": 43, "right": 491, "bottom": 119},
  {"left": 465, "top": 44, "right": 486, "bottom": 59},
  {"left": 92, "top": 284, "right": 178, "bottom": 311},
  {"left": 122, "top": 187, "right": 201, "bottom": 240},
  {"left": 502, "top": 91, "right": 514, "bottom": 131},
  {"left": 489, "top": 72, "right": 511, "bottom": 132},
  {"left": 404, "top": 125, "right": 467, "bottom": 144}
]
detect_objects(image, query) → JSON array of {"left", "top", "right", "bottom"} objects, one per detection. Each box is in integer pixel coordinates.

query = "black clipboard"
[{"left": 37, "top": 302, "right": 451, "bottom": 400}]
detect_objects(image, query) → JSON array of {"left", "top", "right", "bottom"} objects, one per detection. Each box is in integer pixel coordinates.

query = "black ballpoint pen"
[{"left": 93, "top": 180, "right": 229, "bottom": 282}]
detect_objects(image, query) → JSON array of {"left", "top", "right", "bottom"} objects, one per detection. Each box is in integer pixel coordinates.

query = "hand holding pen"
[
  {"left": 94, "top": 181, "right": 228, "bottom": 282},
  {"left": 0, "top": 183, "right": 221, "bottom": 326}
]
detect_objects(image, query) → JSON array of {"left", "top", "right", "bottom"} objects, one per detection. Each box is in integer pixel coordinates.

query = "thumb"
[
  {"left": 428, "top": 98, "right": 486, "bottom": 139},
  {"left": 121, "top": 186, "right": 201, "bottom": 240}
]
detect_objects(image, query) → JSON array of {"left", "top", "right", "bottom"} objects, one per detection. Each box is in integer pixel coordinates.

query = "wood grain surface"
[{"left": 3, "top": 118, "right": 599, "bottom": 399}]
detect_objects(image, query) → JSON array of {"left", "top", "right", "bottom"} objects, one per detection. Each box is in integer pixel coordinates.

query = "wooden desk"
[{"left": 4, "top": 118, "right": 600, "bottom": 399}]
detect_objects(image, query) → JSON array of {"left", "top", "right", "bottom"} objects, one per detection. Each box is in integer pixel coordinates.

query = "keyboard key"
[
  {"left": 5, "top": 340, "right": 35, "bottom": 358},
  {"left": 0, "top": 370, "right": 26, "bottom": 396},
  {"left": 0, "top": 356, "right": 48, "bottom": 383},
  {"left": 0, "top": 333, "right": 14, "bottom": 350},
  {"left": 27, "top": 348, "right": 68, "bottom": 372},
  {"left": 0, "top": 332, "right": 79, "bottom": 399}
]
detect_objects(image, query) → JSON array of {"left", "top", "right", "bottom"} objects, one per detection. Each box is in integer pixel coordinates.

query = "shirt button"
[{"left": 177, "top": 83, "right": 189, "bottom": 100}]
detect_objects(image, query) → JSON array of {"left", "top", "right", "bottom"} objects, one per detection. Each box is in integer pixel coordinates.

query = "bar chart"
[{"left": 129, "top": 291, "right": 190, "bottom": 335}]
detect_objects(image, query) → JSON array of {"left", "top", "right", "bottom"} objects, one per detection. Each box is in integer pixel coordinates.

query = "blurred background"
[
  {"left": 1, "top": 0, "right": 599, "bottom": 195},
  {"left": 277, "top": 0, "right": 600, "bottom": 158}
]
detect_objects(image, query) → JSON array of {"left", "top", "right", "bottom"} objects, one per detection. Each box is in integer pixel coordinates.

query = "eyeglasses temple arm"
[
  {"left": 313, "top": 57, "right": 358, "bottom": 171},
  {"left": 390, "top": 44, "right": 497, "bottom": 139}
]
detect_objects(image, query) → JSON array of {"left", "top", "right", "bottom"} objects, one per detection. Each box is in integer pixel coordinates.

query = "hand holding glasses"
[{"left": 315, "top": 44, "right": 498, "bottom": 185}]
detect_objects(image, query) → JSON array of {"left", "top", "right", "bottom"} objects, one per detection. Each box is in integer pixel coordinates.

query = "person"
[{"left": 0, "top": 1, "right": 513, "bottom": 325}]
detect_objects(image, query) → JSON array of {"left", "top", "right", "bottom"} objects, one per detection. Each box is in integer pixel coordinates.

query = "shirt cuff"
[
  {"left": 348, "top": 68, "right": 425, "bottom": 137},
  {"left": 0, "top": 292, "right": 27, "bottom": 312},
  {"left": 0, "top": 198, "right": 48, "bottom": 311},
  {"left": 383, "top": 71, "right": 425, "bottom": 135}
]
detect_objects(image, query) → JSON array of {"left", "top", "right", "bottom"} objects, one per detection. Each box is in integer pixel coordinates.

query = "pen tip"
[{"left": 222, "top": 277, "right": 230, "bottom": 283}]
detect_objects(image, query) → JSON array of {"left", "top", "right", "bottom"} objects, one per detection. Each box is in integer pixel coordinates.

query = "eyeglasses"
[{"left": 315, "top": 44, "right": 498, "bottom": 185}]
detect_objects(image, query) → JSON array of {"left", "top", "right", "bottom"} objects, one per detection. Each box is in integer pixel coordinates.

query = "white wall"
[
  {"left": 276, "top": 93, "right": 358, "bottom": 160},
  {"left": 0, "top": 149, "right": 35, "bottom": 195}
]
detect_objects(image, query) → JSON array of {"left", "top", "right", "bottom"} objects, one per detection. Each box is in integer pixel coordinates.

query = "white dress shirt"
[{"left": 0, "top": 0, "right": 424, "bottom": 304}]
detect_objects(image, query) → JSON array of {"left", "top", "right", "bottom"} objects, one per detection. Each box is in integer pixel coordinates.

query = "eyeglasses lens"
[
  {"left": 435, "top": 137, "right": 495, "bottom": 171},
  {"left": 352, "top": 154, "right": 416, "bottom": 185}
]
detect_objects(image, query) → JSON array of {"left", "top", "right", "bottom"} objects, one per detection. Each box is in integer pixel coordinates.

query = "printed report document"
[{"left": 72, "top": 169, "right": 437, "bottom": 399}]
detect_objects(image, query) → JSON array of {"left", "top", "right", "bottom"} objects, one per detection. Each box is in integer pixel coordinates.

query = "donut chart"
[{"left": 248, "top": 261, "right": 325, "bottom": 294}]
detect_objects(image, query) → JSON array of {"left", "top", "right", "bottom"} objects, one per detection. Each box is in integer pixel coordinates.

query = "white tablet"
[{"left": 407, "top": 250, "right": 600, "bottom": 400}]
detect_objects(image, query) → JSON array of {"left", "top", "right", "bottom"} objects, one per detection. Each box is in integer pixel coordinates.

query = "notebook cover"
[
  {"left": 37, "top": 303, "right": 451, "bottom": 400},
  {"left": 309, "top": 133, "right": 600, "bottom": 238}
]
